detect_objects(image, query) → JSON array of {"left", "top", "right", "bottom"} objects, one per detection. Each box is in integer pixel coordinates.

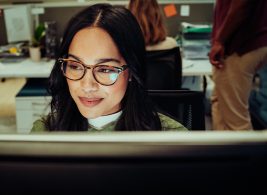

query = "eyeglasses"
[{"left": 58, "top": 58, "right": 128, "bottom": 86}]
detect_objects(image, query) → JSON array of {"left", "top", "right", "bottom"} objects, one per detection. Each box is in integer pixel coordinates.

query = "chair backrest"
[
  {"left": 145, "top": 47, "right": 182, "bottom": 90},
  {"left": 147, "top": 90, "right": 205, "bottom": 130}
]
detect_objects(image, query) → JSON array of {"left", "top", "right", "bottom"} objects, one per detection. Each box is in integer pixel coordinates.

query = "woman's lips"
[{"left": 79, "top": 97, "right": 103, "bottom": 107}]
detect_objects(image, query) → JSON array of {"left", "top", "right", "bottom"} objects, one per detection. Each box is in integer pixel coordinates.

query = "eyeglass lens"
[{"left": 61, "top": 60, "right": 122, "bottom": 85}]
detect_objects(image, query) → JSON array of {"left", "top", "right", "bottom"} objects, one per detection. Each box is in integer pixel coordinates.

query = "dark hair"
[{"left": 45, "top": 3, "right": 162, "bottom": 131}]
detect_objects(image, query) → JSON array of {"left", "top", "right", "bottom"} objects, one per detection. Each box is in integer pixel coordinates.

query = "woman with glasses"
[{"left": 31, "top": 3, "right": 186, "bottom": 131}]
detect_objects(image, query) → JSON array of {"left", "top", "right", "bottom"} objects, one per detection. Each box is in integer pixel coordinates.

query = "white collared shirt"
[{"left": 88, "top": 111, "right": 122, "bottom": 130}]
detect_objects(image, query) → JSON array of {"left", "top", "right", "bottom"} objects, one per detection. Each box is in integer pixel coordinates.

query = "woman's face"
[{"left": 67, "top": 27, "right": 129, "bottom": 119}]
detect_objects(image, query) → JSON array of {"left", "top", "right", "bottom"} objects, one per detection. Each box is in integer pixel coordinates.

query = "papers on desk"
[
  {"left": 180, "top": 22, "right": 211, "bottom": 59},
  {"left": 181, "top": 37, "right": 211, "bottom": 59},
  {"left": 181, "top": 38, "right": 211, "bottom": 60},
  {"left": 182, "top": 59, "right": 212, "bottom": 76},
  {"left": 181, "top": 22, "right": 211, "bottom": 29},
  {"left": 183, "top": 59, "right": 194, "bottom": 69},
  {"left": 182, "top": 44, "right": 210, "bottom": 59},
  {"left": 0, "top": 42, "right": 28, "bottom": 63}
]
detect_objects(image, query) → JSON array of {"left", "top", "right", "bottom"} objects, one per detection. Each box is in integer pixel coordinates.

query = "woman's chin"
[
  {"left": 77, "top": 105, "right": 102, "bottom": 119},
  {"left": 83, "top": 112, "right": 101, "bottom": 119}
]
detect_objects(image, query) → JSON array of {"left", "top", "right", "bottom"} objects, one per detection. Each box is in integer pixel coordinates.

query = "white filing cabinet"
[
  {"left": 15, "top": 79, "right": 51, "bottom": 133},
  {"left": 16, "top": 96, "right": 51, "bottom": 133}
]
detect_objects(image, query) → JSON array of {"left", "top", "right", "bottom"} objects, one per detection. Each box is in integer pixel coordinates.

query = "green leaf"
[{"left": 34, "top": 23, "right": 46, "bottom": 42}]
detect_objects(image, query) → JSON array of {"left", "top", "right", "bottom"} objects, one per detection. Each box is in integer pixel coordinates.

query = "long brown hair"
[{"left": 128, "top": 0, "right": 166, "bottom": 45}]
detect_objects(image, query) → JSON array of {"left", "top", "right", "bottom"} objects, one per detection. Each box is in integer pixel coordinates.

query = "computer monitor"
[
  {"left": 0, "top": 131, "right": 267, "bottom": 194},
  {"left": 3, "top": 6, "right": 32, "bottom": 43}
]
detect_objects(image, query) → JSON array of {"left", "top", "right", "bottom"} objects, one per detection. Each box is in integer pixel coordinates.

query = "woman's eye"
[
  {"left": 98, "top": 67, "right": 117, "bottom": 73},
  {"left": 100, "top": 69, "right": 112, "bottom": 73},
  {"left": 68, "top": 63, "right": 82, "bottom": 70}
]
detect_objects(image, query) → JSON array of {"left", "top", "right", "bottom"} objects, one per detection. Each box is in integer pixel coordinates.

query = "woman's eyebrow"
[
  {"left": 68, "top": 54, "right": 82, "bottom": 62},
  {"left": 68, "top": 54, "right": 121, "bottom": 65},
  {"left": 95, "top": 58, "right": 121, "bottom": 65}
]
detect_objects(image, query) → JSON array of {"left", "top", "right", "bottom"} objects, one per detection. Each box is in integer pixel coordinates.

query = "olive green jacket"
[{"left": 31, "top": 113, "right": 187, "bottom": 132}]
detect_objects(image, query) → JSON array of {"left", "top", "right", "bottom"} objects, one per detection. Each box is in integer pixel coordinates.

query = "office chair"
[
  {"left": 147, "top": 90, "right": 205, "bottom": 130},
  {"left": 145, "top": 47, "right": 182, "bottom": 90},
  {"left": 249, "top": 90, "right": 267, "bottom": 130}
]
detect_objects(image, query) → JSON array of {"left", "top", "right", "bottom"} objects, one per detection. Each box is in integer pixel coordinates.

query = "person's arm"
[{"left": 209, "top": 0, "right": 251, "bottom": 68}]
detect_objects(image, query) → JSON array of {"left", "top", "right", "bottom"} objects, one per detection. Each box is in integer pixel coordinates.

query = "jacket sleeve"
[
  {"left": 31, "top": 119, "right": 47, "bottom": 132},
  {"left": 158, "top": 113, "right": 188, "bottom": 131}
]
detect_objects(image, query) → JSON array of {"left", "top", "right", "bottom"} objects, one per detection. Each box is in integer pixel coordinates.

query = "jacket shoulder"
[
  {"left": 158, "top": 113, "right": 187, "bottom": 131},
  {"left": 31, "top": 119, "right": 47, "bottom": 132}
]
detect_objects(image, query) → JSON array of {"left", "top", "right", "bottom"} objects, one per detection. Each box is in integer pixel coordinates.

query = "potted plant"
[{"left": 29, "top": 23, "right": 45, "bottom": 62}]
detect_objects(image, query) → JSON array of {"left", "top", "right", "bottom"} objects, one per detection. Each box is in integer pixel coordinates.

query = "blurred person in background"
[
  {"left": 209, "top": 0, "right": 267, "bottom": 130},
  {"left": 128, "top": 0, "right": 178, "bottom": 51}
]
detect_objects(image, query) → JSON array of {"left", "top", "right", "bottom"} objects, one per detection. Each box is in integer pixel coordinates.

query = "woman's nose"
[{"left": 80, "top": 69, "right": 99, "bottom": 91}]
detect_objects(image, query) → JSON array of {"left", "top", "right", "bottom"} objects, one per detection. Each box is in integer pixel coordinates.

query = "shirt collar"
[{"left": 88, "top": 111, "right": 122, "bottom": 130}]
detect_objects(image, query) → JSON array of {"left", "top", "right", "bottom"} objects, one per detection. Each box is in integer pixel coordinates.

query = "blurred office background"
[
  {"left": 0, "top": 0, "right": 216, "bottom": 132},
  {"left": 0, "top": 0, "right": 214, "bottom": 45}
]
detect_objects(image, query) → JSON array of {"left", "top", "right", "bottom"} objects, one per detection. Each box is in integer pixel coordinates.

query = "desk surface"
[
  {"left": 182, "top": 59, "right": 212, "bottom": 76},
  {"left": 0, "top": 58, "right": 212, "bottom": 78},
  {"left": 0, "top": 58, "right": 54, "bottom": 78}
]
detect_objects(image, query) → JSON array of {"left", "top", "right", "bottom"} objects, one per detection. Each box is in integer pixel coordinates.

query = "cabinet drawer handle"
[
  {"left": 33, "top": 113, "right": 41, "bottom": 117},
  {"left": 32, "top": 102, "right": 46, "bottom": 106}
]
